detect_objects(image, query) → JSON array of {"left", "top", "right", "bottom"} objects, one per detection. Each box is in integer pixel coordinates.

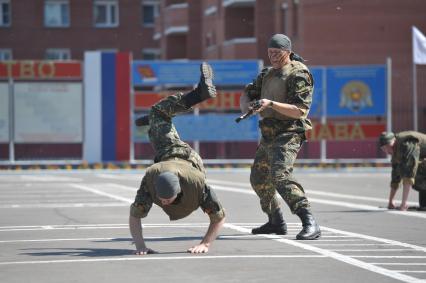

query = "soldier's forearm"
[
  {"left": 269, "top": 101, "right": 303, "bottom": 118},
  {"left": 129, "top": 215, "right": 147, "bottom": 250},
  {"left": 200, "top": 217, "right": 225, "bottom": 246}
]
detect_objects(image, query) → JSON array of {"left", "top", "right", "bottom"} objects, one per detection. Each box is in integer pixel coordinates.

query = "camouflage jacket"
[
  {"left": 258, "top": 60, "right": 314, "bottom": 132},
  {"left": 390, "top": 131, "right": 426, "bottom": 188},
  {"left": 131, "top": 159, "right": 225, "bottom": 222}
]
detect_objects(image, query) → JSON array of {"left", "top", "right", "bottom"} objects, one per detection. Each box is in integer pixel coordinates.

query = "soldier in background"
[
  {"left": 129, "top": 62, "right": 225, "bottom": 254},
  {"left": 379, "top": 131, "right": 426, "bottom": 211},
  {"left": 240, "top": 34, "right": 321, "bottom": 240}
]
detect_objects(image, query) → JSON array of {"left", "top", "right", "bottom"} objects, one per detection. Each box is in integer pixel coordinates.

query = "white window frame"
[
  {"left": 141, "top": 0, "right": 159, "bottom": 27},
  {"left": 0, "top": 49, "right": 12, "bottom": 60},
  {"left": 142, "top": 48, "right": 160, "bottom": 60},
  {"left": 44, "top": 0, "right": 70, "bottom": 27},
  {"left": 0, "top": 0, "right": 11, "bottom": 27},
  {"left": 45, "top": 48, "right": 71, "bottom": 60},
  {"left": 93, "top": 0, "right": 119, "bottom": 28}
]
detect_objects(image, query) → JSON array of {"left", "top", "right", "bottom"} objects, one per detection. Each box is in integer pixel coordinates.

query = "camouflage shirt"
[
  {"left": 259, "top": 60, "right": 314, "bottom": 132},
  {"left": 390, "top": 131, "right": 426, "bottom": 188},
  {"left": 130, "top": 159, "right": 225, "bottom": 222}
]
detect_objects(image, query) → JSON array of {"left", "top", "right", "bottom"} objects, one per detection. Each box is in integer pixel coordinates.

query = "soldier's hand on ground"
[
  {"left": 187, "top": 243, "right": 209, "bottom": 254},
  {"left": 134, "top": 247, "right": 157, "bottom": 255}
]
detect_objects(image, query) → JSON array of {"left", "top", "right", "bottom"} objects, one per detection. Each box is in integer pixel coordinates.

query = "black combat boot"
[
  {"left": 295, "top": 208, "right": 321, "bottom": 240},
  {"left": 181, "top": 62, "right": 216, "bottom": 108},
  {"left": 252, "top": 208, "right": 287, "bottom": 235},
  {"left": 418, "top": 191, "right": 426, "bottom": 211},
  {"left": 135, "top": 62, "right": 216, "bottom": 126}
]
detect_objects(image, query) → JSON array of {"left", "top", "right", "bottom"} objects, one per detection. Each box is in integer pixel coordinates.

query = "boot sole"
[
  {"left": 252, "top": 230, "right": 288, "bottom": 235},
  {"left": 201, "top": 62, "right": 214, "bottom": 82},
  {"left": 296, "top": 231, "right": 321, "bottom": 240},
  {"left": 200, "top": 62, "right": 216, "bottom": 98}
]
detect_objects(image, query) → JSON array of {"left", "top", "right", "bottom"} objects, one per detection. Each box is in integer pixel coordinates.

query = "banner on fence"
[
  {"left": 134, "top": 91, "right": 243, "bottom": 110},
  {"left": 306, "top": 123, "right": 386, "bottom": 141},
  {"left": 0, "top": 61, "right": 82, "bottom": 79},
  {"left": 326, "top": 65, "right": 386, "bottom": 117},
  {"left": 132, "top": 60, "right": 261, "bottom": 86},
  {"left": 134, "top": 113, "right": 259, "bottom": 142}
]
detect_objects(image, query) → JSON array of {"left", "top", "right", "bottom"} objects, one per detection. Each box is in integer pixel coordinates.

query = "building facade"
[
  {"left": 0, "top": 0, "right": 160, "bottom": 60},
  {"left": 1, "top": 0, "right": 426, "bottom": 162},
  {"left": 154, "top": 0, "right": 426, "bottom": 132}
]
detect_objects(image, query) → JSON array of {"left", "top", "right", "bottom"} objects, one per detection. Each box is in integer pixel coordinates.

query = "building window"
[
  {"left": 44, "top": 0, "right": 70, "bottom": 27},
  {"left": 0, "top": 49, "right": 12, "bottom": 60},
  {"left": 94, "top": 0, "right": 119, "bottom": 27},
  {"left": 142, "top": 48, "right": 160, "bottom": 60},
  {"left": 45, "top": 48, "right": 71, "bottom": 60},
  {"left": 142, "top": 1, "right": 158, "bottom": 26},
  {"left": 0, "top": 0, "right": 11, "bottom": 27}
]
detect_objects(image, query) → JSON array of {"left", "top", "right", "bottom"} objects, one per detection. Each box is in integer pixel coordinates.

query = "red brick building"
[
  {"left": 154, "top": 0, "right": 426, "bottom": 132},
  {"left": 1, "top": 0, "right": 426, "bottom": 161},
  {"left": 0, "top": 0, "right": 160, "bottom": 60}
]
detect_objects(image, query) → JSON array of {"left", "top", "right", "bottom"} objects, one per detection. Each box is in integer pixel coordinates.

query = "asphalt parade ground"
[{"left": 0, "top": 168, "right": 425, "bottom": 283}]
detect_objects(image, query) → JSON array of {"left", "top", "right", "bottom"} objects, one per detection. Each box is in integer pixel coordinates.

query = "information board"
[{"left": 14, "top": 82, "right": 83, "bottom": 143}]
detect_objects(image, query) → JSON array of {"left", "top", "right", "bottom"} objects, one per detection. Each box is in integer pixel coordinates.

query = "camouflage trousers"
[
  {"left": 413, "top": 159, "right": 426, "bottom": 192},
  {"left": 250, "top": 127, "right": 310, "bottom": 215},
  {"left": 148, "top": 93, "right": 205, "bottom": 174}
]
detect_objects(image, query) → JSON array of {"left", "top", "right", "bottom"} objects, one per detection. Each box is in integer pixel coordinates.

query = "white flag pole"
[
  {"left": 413, "top": 62, "right": 418, "bottom": 131},
  {"left": 386, "top": 57, "right": 392, "bottom": 133},
  {"left": 411, "top": 26, "right": 426, "bottom": 131}
]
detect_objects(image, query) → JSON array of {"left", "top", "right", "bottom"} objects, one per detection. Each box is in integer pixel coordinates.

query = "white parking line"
[
  {"left": 19, "top": 175, "right": 83, "bottom": 182},
  {"left": 372, "top": 263, "right": 426, "bottom": 266},
  {"left": 0, "top": 203, "right": 127, "bottom": 208},
  {"left": 0, "top": 235, "right": 256, "bottom": 244},
  {"left": 0, "top": 255, "right": 327, "bottom": 266},
  {"left": 313, "top": 244, "right": 393, "bottom": 246},
  {"left": 208, "top": 178, "right": 419, "bottom": 205},
  {"left": 210, "top": 183, "right": 426, "bottom": 219},
  {"left": 11, "top": 180, "right": 424, "bottom": 282},
  {"left": 225, "top": 223, "right": 424, "bottom": 283},
  {"left": 329, "top": 249, "right": 414, "bottom": 252},
  {"left": 393, "top": 271, "right": 426, "bottom": 274},
  {"left": 351, "top": 256, "right": 426, "bottom": 259},
  {"left": 0, "top": 220, "right": 424, "bottom": 282},
  {"left": 69, "top": 184, "right": 132, "bottom": 203}
]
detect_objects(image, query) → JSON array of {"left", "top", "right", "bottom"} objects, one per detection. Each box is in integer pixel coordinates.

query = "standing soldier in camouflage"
[
  {"left": 379, "top": 131, "right": 426, "bottom": 211},
  {"left": 129, "top": 62, "right": 226, "bottom": 254},
  {"left": 240, "top": 34, "right": 321, "bottom": 240}
]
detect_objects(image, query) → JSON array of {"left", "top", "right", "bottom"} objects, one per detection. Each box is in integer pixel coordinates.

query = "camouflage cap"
[
  {"left": 155, "top": 171, "right": 181, "bottom": 199},
  {"left": 378, "top": 132, "right": 395, "bottom": 147},
  {"left": 268, "top": 34, "right": 292, "bottom": 51}
]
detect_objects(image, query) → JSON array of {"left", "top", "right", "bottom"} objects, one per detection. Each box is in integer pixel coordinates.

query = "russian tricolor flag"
[{"left": 83, "top": 52, "right": 131, "bottom": 163}]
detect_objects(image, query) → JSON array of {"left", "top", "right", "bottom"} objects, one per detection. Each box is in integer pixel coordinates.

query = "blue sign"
[
  {"left": 134, "top": 113, "right": 259, "bottom": 142},
  {"left": 132, "top": 60, "right": 261, "bottom": 86},
  {"left": 326, "top": 65, "right": 386, "bottom": 117},
  {"left": 310, "top": 67, "right": 325, "bottom": 118}
]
